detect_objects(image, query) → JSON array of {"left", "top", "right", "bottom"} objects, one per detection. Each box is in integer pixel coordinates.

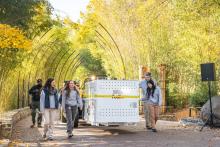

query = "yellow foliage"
[{"left": 0, "top": 24, "right": 32, "bottom": 50}]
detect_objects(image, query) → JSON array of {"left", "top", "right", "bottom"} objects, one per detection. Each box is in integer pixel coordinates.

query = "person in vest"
[
  {"left": 29, "top": 79, "right": 43, "bottom": 128},
  {"left": 145, "top": 79, "right": 162, "bottom": 132},
  {"left": 62, "top": 80, "right": 83, "bottom": 138},
  {"left": 139, "top": 72, "right": 156, "bottom": 129},
  {"left": 40, "top": 78, "right": 59, "bottom": 140}
]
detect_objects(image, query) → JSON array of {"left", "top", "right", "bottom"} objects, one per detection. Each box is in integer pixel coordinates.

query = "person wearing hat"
[
  {"left": 29, "top": 79, "right": 43, "bottom": 128},
  {"left": 139, "top": 72, "right": 156, "bottom": 130}
]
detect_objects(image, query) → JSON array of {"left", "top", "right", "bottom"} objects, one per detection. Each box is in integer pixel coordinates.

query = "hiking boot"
[
  {"left": 152, "top": 129, "right": 157, "bottom": 132},
  {"left": 30, "top": 124, "right": 35, "bottom": 128},
  {"left": 68, "top": 133, "right": 73, "bottom": 138}
]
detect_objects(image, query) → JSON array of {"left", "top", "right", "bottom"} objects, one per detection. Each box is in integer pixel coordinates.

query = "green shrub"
[{"left": 189, "top": 82, "right": 218, "bottom": 107}]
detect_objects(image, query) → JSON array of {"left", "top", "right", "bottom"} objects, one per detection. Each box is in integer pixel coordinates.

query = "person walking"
[
  {"left": 62, "top": 80, "right": 83, "bottom": 138},
  {"left": 40, "top": 78, "right": 59, "bottom": 140},
  {"left": 139, "top": 72, "right": 156, "bottom": 129},
  {"left": 29, "top": 79, "right": 43, "bottom": 128},
  {"left": 144, "top": 79, "right": 162, "bottom": 132},
  {"left": 59, "top": 81, "right": 68, "bottom": 122}
]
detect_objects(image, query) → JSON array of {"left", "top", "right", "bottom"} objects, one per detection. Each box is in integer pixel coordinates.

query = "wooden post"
[{"left": 159, "top": 64, "right": 166, "bottom": 113}]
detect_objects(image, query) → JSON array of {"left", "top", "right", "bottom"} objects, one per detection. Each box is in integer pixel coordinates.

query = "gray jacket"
[{"left": 62, "top": 90, "right": 83, "bottom": 111}]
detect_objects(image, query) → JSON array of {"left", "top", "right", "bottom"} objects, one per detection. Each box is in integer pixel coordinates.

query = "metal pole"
[
  {"left": 70, "top": 58, "right": 83, "bottom": 78},
  {"left": 63, "top": 54, "right": 80, "bottom": 81},
  {"left": 57, "top": 50, "right": 76, "bottom": 88},
  {"left": 45, "top": 48, "right": 64, "bottom": 78},
  {"left": 52, "top": 49, "right": 70, "bottom": 78},
  {"left": 98, "top": 23, "right": 127, "bottom": 79},
  {"left": 71, "top": 61, "right": 84, "bottom": 80},
  {"left": 208, "top": 81, "right": 213, "bottom": 126}
]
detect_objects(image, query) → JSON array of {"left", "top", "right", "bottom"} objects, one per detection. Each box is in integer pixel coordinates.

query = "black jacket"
[{"left": 29, "top": 84, "right": 42, "bottom": 102}]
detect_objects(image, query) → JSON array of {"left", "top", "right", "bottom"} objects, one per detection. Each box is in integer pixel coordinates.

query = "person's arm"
[
  {"left": 158, "top": 87, "right": 162, "bottom": 106},
  {"left": 59, "top": 93, "right": 62, "bottom": 104},
  {"left": 153, "top": 79, "right": 157, "bottom": 86},
  {"left": 139, "top": 81, "right": 142, "bottom": 88},
  {"left": 141, "top": 97, "right": 148, "bottom": 101},
  {"left": 139, "top": 81, "right": 144, "bottom": 99},
  {"left": 76, "top": 93, "right": 83, "bottom": 110},
  {"left": 40, "top": 90, "right": 45, "bottom": 113},
  {"left": 62, "top": 91, "right": 66, "bottom": 112},
  {"left": 28, "top": 86, "right": 35, "bottom": 95}
]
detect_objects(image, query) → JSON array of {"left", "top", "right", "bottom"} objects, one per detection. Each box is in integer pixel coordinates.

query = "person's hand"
[
  {"left": 39, "top": 111, "right": 44, "bottom": 114},
  {"left": 63, "top": 112, "right": 66, "bottom": 118},
  {"left": 61, "top": 107, "right": 66, "bottom": 113},
  {"left": 79, "top": 106, "right": 83, "bottom": 111},
  {"left": 29, "top": 104, "right": 32, "bottom": 109}
]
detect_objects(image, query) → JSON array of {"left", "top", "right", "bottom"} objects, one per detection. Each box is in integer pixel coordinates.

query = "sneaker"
[
  {"left": 48, "top": 137, "right": 53, "bottom": 141},
  {"left": 68, "top": 133, "right": 73, "bottom": 138},
  {"left": 30, "top": 124, "right": 35, "bottom": 128},
  {"left": 43, "top": 134, "right": 46, "bottom": 139},
  {"left": 152, "top": 129, "right": 157, "bottom": 132}
]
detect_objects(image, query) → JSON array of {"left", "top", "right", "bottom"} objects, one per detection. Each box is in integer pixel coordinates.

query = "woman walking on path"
[
  {"left": 40, "top": 78, "right": 59, "bottom": 140},
  {"left": 142, "top": 80, "right": 162, "bottom": 132},
  {"left": 62, "top": 80, "right": 83, "bottom": 138}
]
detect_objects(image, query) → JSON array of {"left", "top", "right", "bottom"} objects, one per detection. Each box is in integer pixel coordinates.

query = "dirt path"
[{"left": 4, "top": 116, "right": 220, "bottom": 147}]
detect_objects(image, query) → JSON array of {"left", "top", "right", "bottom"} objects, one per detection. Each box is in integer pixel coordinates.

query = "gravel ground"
[{"left": 1, "top": 116, "right": 220, "bottom": 147}]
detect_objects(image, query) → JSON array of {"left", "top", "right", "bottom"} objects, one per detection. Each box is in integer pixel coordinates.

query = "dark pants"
[
  {"left": 65, "top": 105, "right": 78, "bottom": 134},
  {"left": 31, "top": 101, "right": 42, "bottom": 125}
]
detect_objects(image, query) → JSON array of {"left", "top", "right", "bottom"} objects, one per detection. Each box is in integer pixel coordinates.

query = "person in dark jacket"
[{"left": 29, "top": 79, "right": 43, "bottom": 128}]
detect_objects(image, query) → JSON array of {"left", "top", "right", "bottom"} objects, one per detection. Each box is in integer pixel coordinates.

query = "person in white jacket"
[
  {"left": 40, "top": 78, "right": 59, "bottom": 140},
  {"left": 142, "top": 79, "right": 162, "bottom": 132},
  {"left": 62, "top": 80, "right": 83, "bottom": 138}
]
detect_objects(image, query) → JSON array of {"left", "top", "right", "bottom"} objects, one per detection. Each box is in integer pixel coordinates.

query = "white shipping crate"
[{"left": 83, "top": 80, "right": 140, "bottom": 126}]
